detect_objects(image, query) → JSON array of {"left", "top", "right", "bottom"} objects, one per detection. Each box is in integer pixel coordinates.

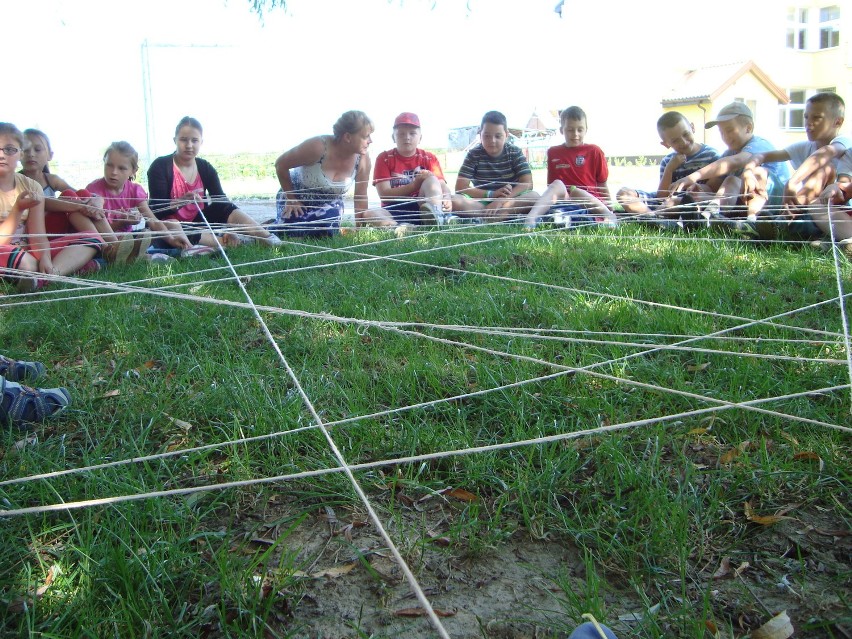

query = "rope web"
[{"left": 1, "top": 183, "right": 850, "bottom": 636}]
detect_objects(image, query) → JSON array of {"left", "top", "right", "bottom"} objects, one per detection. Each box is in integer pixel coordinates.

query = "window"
[
  {"left": 779, "top": 89, "right": 834, "bottom": 130},
  {"left": 786, "top": 5, "right": 841, "bottom": 50},
  {"left": 786, "top": 7, "right": 808, "bottom": 49},
  {"left": 819, "top": 5, "right": 840, "bottom": 49}
]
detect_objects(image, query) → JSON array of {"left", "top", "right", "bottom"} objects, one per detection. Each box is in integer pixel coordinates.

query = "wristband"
[{"left": 486, "top": 190, "right": 492, "bottom": 199}]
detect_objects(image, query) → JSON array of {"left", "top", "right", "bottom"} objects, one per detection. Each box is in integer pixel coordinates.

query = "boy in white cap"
[
  {"left": 372, "top": 112, "right": 451, "bottom": 225},
  {"left": 671, "top": 101, "right": 791, "bottom": 235}
]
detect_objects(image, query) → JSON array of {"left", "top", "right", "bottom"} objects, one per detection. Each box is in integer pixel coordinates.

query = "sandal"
[
  {"left": 1, "top": 377, "right": 70, "bottom": 428},
  {"left": 0, "top": 355, "right": 46, "bottom": 382}
]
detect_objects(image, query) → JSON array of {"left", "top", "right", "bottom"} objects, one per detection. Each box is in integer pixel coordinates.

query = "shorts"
[
  {"left": 272, "top": 190, "right": 342, "bottom": 238},
  {"left": 1, "top": 232, "right": 104, "bottom": 270},
  {"left": 461, "top": 189, "right": 534, "bottom": 205},
  {"left": 384, "top": 200, "right": 425, "bottom": 225},
  {"left": 547, "top": 204, "right": 604, "bottom": 228}
]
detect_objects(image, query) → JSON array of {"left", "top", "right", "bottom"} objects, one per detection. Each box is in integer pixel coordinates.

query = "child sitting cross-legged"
[{"left": 525, "top": 106, "right": 618, "bottom": 229}]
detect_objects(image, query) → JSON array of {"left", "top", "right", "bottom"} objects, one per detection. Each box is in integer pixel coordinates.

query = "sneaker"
[
  {"left": 15, "top": 276, "right": 42, "bottom": 294},
  {"left": 78, "top": 259, "right": 101, "bottom": 275},
  {"left": 181, "top": 245, "right": 217, "bottom": 258},
  {"left": 838, "top": 238, "right": 852, "bottom": 258},
  {"left": 445, "top": 215, "right": 461, "bottom": 225},
  {"left": 1, "top": 377, "right": 71, "bottom": 430},
  {"left": 731, "top": 217, "right": 760, "bottom": 240},
  {"left": 418, "top": 202, "right": 444, "bottom": 226},
  {"left": 395, "top": 223, "right": 416, "bottom": 238},
  {"left": 145, "top": 253, "right": 175, "bottom": 263},
  {"left": 259, "top": 234, "right": 283, "bottom": 247},
  {"left": 0, "top": 355, "right": 45, "bottom": 382},
  {"left": 701, "top": 200, "right": 724, "bottom": 225}
]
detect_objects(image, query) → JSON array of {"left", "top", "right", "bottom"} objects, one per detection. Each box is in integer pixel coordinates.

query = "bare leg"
[
  {"left": 616, "top": 187, "right": 651, "bottom": 215},
  {"left": 52, "top": 245, "right": 98, "bottom": 275}
]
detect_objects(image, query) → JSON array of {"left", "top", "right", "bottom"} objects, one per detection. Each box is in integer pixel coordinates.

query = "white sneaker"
[{"left": 418, "top": 202, "right": 444, "bottom": 226}]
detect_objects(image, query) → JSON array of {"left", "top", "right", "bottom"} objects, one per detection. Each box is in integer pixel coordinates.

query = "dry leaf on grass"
[
  {"left": 752, "top": 611, "right": 794, "bottom": 639},
  {"left": 290, "top": 562, "right": 357, "bottom": 579},
  {"left": 744, "top": 501, "right": 797, "bottom": 526},
  {"left": 686, "top": 362, "right": 711, "bottom": 372},
  {"left": 394, "top": 607, "right": 456, "bottom": 618},
  {"left": 7, "top": 566, "right": 56, "bottom": 613},
  {"left": 100, "top": 389, "right": 120, "bottom": 399},
  {"left": 13, "top": 434, "right": 38, "bottom": 451},
  {"left": 164, "top": 414, "right": 193, "bottom": 432},
  {"left": 439, "top": 487, "right": 478, "bottom": 502}
]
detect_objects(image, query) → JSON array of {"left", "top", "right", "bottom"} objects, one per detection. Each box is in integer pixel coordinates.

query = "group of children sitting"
[{"left": 1, "top": 93, "right": 850, "bottom": 294}]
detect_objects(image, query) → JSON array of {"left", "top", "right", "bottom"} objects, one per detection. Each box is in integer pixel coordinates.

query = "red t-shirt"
[
  {"left": 546, "top": 144, "right": 608, "bottom": 199},
  {"left": 372, "top": 148, "right": 445, "bottom": 206}
]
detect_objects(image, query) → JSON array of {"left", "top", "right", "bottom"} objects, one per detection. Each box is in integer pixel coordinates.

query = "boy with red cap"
[{"left": 372, "top": 112, "right": 451, "bottom": 225}]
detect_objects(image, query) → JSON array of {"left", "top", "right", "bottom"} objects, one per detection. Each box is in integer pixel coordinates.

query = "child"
[
  {"left": 19, "top": 129, "right": 108, "bottom": 240},
  {"left": 86, "top": 141, "right": 191, "bottom": 259},
  {"left": 739, "top": 92, "right": 849, "bottom": 239},
  {"left": 616, "top": 112, "right": 720, "bottom": 217},
  {"left": 148, "top": 116, "right": 280, "bottom": 248},
  {"left": 372, "top": 112, "right": 451, "bottom": 225},
  {"left": 671, "top": 102, "right": 791, "bottom": 233},
  {"left": 453, "top": 111, "right": 540, "bottom": 221},
  {"left": 525, "top": 106, "right": 618, "bottom": 228},
  {"left": 0, "top": 122, "right": 103, "bottom": 291}
]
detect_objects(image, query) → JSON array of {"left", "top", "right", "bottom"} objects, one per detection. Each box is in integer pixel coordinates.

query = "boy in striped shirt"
[
  {"left": 452, "top": 111, "right": 540, "bottom": 221},
  {"left": 617, "top": 111, "right": 719, "bottom": 217}
]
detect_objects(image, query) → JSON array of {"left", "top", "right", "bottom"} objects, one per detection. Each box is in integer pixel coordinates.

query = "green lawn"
[{"left": 1, "top": 223, "right": 849, "bottom": 638}]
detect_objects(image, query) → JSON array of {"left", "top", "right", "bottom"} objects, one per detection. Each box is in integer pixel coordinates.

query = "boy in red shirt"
[
  {"left": 372, "top": 112, "right": 451, "bottom": 225},
  {"left": 525, "top": 106, "right": 616, "bottom": 229}
]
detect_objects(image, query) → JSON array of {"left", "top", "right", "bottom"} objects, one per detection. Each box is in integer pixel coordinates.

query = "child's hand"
[
  {"left": 167, "top": 233, "right": 192, "bottom": 250},
  {"left": 122, "top": 208, "right": 142, "bottom": 225},
  {"left": 669, "top": 154, "right": 687, "bottom": 169},
  {"left": 81, "top": 207, "right": 105, "bottom": 221},
  {"left": 414, "top": 170, "right": 433, "bottom": 184},
  {"left": 671, "top": 175, "right": 698, "bottom": 193},
  {"left": 15, "top": 190, "right": 43, "bottom": 212},
  {"left": 38, "top": 255, "right": 58, "bottom": 276},
  {"left": 494, "top": 184, "right": 513, "bottom": 199},
  {"left": 819, "top": 182, "right": 849, "bottom": 205}
]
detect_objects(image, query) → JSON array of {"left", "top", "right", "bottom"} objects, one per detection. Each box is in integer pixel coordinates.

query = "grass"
[{"left": 1, "top": 222, "right": 850, "bottom": 638}]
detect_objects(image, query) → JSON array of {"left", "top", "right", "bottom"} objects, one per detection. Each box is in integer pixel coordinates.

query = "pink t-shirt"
[
  {"left": 86, "top": 178, "right": 148, "bottom": 233},
  {"left": 170, "top": 163, "right": 206, "bottom": 222}
]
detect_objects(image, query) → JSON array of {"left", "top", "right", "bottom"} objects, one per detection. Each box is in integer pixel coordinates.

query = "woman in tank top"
[{"left": 274, "top": 110, "right": 396, "bottom": 237}]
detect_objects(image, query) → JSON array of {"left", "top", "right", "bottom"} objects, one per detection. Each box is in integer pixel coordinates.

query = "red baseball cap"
[{"left": 393, "top": 112, "right": 421, "bottom": 128}]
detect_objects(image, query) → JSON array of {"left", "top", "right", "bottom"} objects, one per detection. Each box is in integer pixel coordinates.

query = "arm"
[
  {"left": 138, "top": 200, "right": 191, "bottom": 249},
  {"left": 509, "top": 172, "right": 533, "bottom": 197},
  {"left": 656, "top": 154, "right": 685, "bottom": 198},
  {"left": 274, "top": 137, "right": 325, "bottom": 219},
  {"left": 671, "top": 152, "right": 751, "bottom": 192},
  {"left": 353, "top": 154, "right": 371, "bottom": 224},
  {"left": 786, "top": 141, "right": 847, "bottom": 194},
  {"left": 20, "top": 193, "right": 54, "bottom": 274},
  {"left": 375, "top": 170, "right": 432, "bottom": 201},
  {"left": 146, "top": 156, "right": 181, "bottom": 219},
  {"left": 454, "top": 151, "right": 492, "bottom": 199}
]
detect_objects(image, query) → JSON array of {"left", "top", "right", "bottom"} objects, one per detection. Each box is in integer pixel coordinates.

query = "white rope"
[{"left": 2, "top": 383, "right": 844, "bottom": 520}]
